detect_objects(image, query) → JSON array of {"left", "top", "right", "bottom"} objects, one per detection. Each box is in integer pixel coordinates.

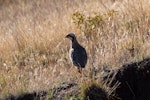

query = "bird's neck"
[{"left": 71, "top": 39, "right": 79, "bottom": 48}]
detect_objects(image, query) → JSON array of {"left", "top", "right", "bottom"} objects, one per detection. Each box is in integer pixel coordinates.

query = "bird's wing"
[{"left": 72, "top": 47, "right": 87, "bottom": 68}]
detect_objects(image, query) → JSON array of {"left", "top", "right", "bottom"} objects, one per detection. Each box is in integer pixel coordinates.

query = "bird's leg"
[
  {"left": 78, "top": 67, "right": 80, "bottom": 73},
  {"left": 80, "top": 68, "right": 82, "bottom": 76},
  {"left": 80, "top": 68, "right": 84, "bottom": 83},
  {"left": 78, "top": 67, "right": 82, "bottom": 74},
  {"left": 80, "top": 68, "right": 87, "bottom": 78}
]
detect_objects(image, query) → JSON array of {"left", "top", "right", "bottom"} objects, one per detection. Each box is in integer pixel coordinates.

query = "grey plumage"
[{"left": 65, "top": 33, "right": 87, "bottom": 73}]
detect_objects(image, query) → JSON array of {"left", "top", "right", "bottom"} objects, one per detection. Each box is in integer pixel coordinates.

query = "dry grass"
[{"left": 0, "top": 0, "right": 150, "bottom": 98}]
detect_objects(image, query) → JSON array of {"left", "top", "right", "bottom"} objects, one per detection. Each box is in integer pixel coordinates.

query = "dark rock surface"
[{"left": 108, "top": 58, "right": 150, "bottom": 100}]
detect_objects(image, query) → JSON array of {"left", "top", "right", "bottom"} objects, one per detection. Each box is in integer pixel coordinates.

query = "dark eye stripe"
[
  {"left": 67, "top": 35, "right": 74, "bottom": 39},
  {"left": 70, "top": 35, "right": 74, "bottom": 39}
]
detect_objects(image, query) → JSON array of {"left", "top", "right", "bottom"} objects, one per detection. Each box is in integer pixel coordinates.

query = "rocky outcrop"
[{"left": 108, "top": 58, "right": 150, "bottom": 100}]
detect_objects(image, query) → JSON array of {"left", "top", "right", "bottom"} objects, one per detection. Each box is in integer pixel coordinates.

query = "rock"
[{"left": 107, "top": 58, "right": 150, "bottom": 100}]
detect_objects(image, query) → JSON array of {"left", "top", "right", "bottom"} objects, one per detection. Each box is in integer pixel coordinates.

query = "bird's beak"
[{"left": 65, "top": 35, "right": 68, "bottom": 38}]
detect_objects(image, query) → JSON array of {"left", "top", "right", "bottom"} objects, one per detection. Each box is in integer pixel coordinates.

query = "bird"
[{"left": 65, "top": 33, "right": 87, "bottom": 74}]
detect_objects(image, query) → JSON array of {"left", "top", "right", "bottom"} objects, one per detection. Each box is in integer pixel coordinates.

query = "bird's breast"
[{"left": 69, "top": 47, "right": 74, "bottom": 62}]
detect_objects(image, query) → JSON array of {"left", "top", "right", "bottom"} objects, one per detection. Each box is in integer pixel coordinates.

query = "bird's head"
[{"left": 65, "top": 33, "right": 76, "bottom": 41}]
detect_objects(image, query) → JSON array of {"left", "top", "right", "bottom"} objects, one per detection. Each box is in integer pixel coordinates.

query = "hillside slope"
[{"left": 4, "top": 58, "right": 150, "bottom": 100}]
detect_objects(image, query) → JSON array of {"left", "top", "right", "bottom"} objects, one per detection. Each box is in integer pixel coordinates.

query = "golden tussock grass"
[{"left": 0, "top": 0, "right": 150, "bottom": 98}]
